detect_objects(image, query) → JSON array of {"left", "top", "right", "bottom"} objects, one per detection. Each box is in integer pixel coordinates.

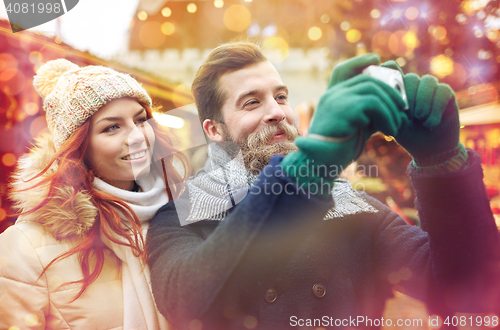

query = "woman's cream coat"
[{"left": 1, "top": 134, "right": 132, "bottom": 329}]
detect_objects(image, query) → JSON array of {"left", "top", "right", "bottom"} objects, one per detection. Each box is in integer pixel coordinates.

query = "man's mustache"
[{"left": 247, "top": 121, "right": 300, "bottom": 149}]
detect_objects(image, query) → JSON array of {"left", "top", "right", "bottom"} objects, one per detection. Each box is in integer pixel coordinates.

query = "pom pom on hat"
[{"left": 33, "top": 59, "right": 79, "bottom": 98}]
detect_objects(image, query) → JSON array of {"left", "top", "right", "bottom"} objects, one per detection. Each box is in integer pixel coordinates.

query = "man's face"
[
  {"left": 213, "top": 60, "right": 299, "bottom": 172},
  {"left": 218, "top": 60, "right": 296, "bottom": 143}
]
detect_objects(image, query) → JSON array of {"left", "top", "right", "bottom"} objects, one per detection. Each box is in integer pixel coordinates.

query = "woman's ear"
[{"left": 203, "top": 119, "right": 224, "bottom": 143}]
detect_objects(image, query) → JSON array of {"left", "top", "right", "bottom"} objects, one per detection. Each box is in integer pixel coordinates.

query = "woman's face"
[{"left": 86, "top": 98, "right": 155, "bottom": 191}]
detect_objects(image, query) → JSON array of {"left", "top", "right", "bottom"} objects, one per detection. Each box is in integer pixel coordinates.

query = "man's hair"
[{"left": 192, "top": 41, "right": 267, "bottom": 123}]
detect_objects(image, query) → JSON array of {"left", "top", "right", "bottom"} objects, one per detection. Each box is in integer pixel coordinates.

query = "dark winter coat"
[{"left": 147, "top": 151, "right": 500, "bottom": 330}]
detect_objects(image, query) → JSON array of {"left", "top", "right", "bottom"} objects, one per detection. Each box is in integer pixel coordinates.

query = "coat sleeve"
[
  {"left": 369, "top": 150, "right": 500, "bottom": 313},
  {"left": 0, "top": 225, "right": 49, "bottom": 330},
  {"left": 147, "top": 156, "right": 334, "bottom": 329}
]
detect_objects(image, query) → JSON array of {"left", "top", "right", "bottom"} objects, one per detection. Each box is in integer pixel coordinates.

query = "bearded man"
[{"left": 147, "top": 41, "right": 500, "bottom": 330}]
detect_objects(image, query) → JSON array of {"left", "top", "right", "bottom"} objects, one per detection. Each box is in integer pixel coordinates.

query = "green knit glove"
[
  {"left": 281, "top": 55, "right": 406, "bottom": 197},
  {"left": 381, "top": 61, "right": 464, "bottom": 167}
]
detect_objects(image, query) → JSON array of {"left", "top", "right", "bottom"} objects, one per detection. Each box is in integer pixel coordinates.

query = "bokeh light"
[
  {"left": 243, "top": 315, "right": 258, "bottom": 329},
  {"left": 308, "top": 27, "right": 322, "bottom": 41},
  {"left": 137, "top": 11, "right": 148, "bottom": 21},
  {"left": 320, "top": 14, "right": 330, "bottom": 24},
  {"left": 370, "top": 9, "right": 381, "bottom": 19},
  {"left": 161, "top": 22, "right": 176, "bottom": 35},
  {"left": 139, "top": 22, "right": 166, "bottom": 48},
  {"left": 487, "top": 30, "right": 500, "bottom": 42},
  {"left": 432, "top": 26, "right": 447, "bottom": 40},
  {"left": 396, "top": 57, "right": 407, "bottom": 67},
  {"left": 263, "top": 36, "right": 289, "bottom": 61},
  {"left": 214, "top": 0, "right": 224, "bottom": 8},
  {"left": 187, "top": 3, "right": 197, "bottom": 13},
  {"left": 405, "top": 7, "right": 419, "bottom": 20},
  {"left": 223, "top": 5, "right": 251, "bottom": 32},
  {"left": 456, "top": 13, "right": 467, "bottom": 24},
  {"left": 430, "top": 54, "right": 454, "bottom": 78},
  {"left": 28, "top": 51, "right": 42, "bottom": 64},
  {"left": 340, "top": 21, "right": 350, "bottom": 31},
  {"left": 393, "top": 9, "right": 403, "bottom": 19},
  {"left": 2, "top": 153, "right": 16, "bottom": 167},
  {"left": 161, "top": 7, "right": 172, "bottom": 17},
  {"left": 0, "top": 208, "right": 6, "bottom": 222},
  {"left": 346, "top": 29, "right": 362, "bottom": 43},
  {"left": 474, "top": 29, "right": 484, "bottom": 38},
  {"left": 24, "top": 102, "right": 39, "bottom": 116}
]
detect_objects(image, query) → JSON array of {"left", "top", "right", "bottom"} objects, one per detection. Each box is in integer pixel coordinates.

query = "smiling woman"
[{"left": 0, "top": 59, "right": 188, "bottom": 329}]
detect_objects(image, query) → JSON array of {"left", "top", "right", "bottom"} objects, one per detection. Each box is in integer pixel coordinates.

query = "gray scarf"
[{"left": 181, "top": 142, "right": 377, "bottom": 225}]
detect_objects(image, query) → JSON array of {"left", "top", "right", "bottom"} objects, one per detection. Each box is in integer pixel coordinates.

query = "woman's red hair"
[{"left": 14, "top": 103, "right": 189, "bottom": 301}]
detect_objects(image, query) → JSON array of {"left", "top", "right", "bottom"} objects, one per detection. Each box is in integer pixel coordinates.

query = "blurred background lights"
[
  {"left": 470, "top": 67, "right": 482, "bottom": 76},
  {"left": 137, "top": 11, "right": 148, "bottom": 21},
  {"left": 476, "top": 10, "right": 486, "bottom": 20},
  {"left": 474, "top": 28, "right": 484, "bottom": 38},
  {"left": 456, "top": 13, "right": 467, "bottom": 24},
  {"left": 396, "top": 57, "right": 407, "bottom": 67},
  {"left": 261, "top": 24, "right": 277, "bottom": 38},
  {"left": 340, "top": 21, "right": 350, "bottom": 31},
  {"left": 432, "top": 26, "right": 447, "bottom": 40},
  {"left": 487, "top": 30, "right": 499, "bottom": 42},
  {"left": 370, "top": 9, "right": 381, "bottom": 19},
  {"left": 152, "top": 113, "right": 185, "bottom": 129},
  {"left": 161, "top": 22, "right": 175, "bottom": 35},
  {"left": 223, "top": 5, "right": 251, "bottom": 32},
  {"left": 393, "top": 9, "right": 403, "bottom": 19},
  {"left": 24, "top": 102, "right": 39, "bottom": 116},
  {"left": 346, "top": 29, "right": 362, "bottom": 43},
  {"left": 161, "top": 7, "right": 172, "bottom": 17},
  {"left": 405, "top": 7, "right": 419, "bottom": 20},
  {"left": 246, "top": 22, "right": 261, "bottom": 37},
  {"left": 478, "top": 49, "right": 493, "bottom": 60},
  {"left": 308, "top": 26, "right": 322, "bottom": 41},
  {"left": 187, "top": 3, "right": 197, "bottom": 13},
  {"left": 430, "top": 54, "right": 454, "bottom": 78},
  {"left": 420, "top": 11, "right": 428, "bottom": 18},
  {"left": 320, "top": 14, "right": 330, "bottom": 24},
  {"left": 2, "top": 153, "right": 16, "bottom": 167},
  {"left": 263, "top": 36, "right": 289, "bottom": 60},
  {"left": 214, "top": 0, "right": 224, "bottom": 9}
]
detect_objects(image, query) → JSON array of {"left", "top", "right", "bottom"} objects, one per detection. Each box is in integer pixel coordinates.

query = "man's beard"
[{"left": 221, "top": 121, "right": 300, "bottom": 174}]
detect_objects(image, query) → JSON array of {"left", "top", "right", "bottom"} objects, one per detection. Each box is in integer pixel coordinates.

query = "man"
[{"left": 147, "top": 41, "right": 500, "bottom": 329}]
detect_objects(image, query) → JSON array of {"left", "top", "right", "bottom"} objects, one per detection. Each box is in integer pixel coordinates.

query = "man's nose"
[
  {"left": 127, "top": 124, "right": 146, "bottom": 146},
  {"left": 264, "top": 98, "right": 286, "bottom": 124}
]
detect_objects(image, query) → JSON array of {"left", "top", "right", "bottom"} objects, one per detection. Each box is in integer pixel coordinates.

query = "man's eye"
[
  {"left": 245, "top": 100, "right": 259, "bottom": 107},
  {"left": 276, "top": 94, "right": 288, "bottom": 101}
]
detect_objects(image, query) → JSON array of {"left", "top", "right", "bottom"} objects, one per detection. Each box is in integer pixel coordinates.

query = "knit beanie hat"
[{"left": 33, "top": 59, "right": 152, "bottom": 148}]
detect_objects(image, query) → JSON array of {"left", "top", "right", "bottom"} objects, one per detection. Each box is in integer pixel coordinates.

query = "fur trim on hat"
[
  {"left": 33, "top": 59, "right": 79, "bottom": 99},
  {"left": 10, "top": 133, "right": 97, "bottom": 240}
]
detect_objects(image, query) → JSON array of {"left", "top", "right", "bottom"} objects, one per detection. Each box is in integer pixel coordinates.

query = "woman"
[{"left": 0, "top": 59, "right": 187, "bottom": 329}]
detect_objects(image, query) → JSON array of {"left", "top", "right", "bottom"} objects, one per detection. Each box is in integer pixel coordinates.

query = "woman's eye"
[
  {"left": 136, "top": 117, "right": 147, "bottom": 125},
  {"left": 104, "top": 124, "right": 119, "bottom": 132}
]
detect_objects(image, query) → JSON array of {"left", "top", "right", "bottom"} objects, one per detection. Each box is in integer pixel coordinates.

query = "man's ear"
[{"left": 203, "top": 119, "right": 224, "bottom": 143}]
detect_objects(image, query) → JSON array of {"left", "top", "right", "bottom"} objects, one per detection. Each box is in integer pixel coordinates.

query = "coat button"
[
  {"left": 264, "top": 288, "right": 277, "bottom": 303},
  {"left": 312, "top": 283, "right": 326, "bottom": 298}
]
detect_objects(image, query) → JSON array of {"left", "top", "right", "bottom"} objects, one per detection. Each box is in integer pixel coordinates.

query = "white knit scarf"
[
  {"left": 184, "top": 142, "right": 378, "bottom": 224},
  {"left": 93, "top": 173, "right": 170, "bottom": 330}
]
